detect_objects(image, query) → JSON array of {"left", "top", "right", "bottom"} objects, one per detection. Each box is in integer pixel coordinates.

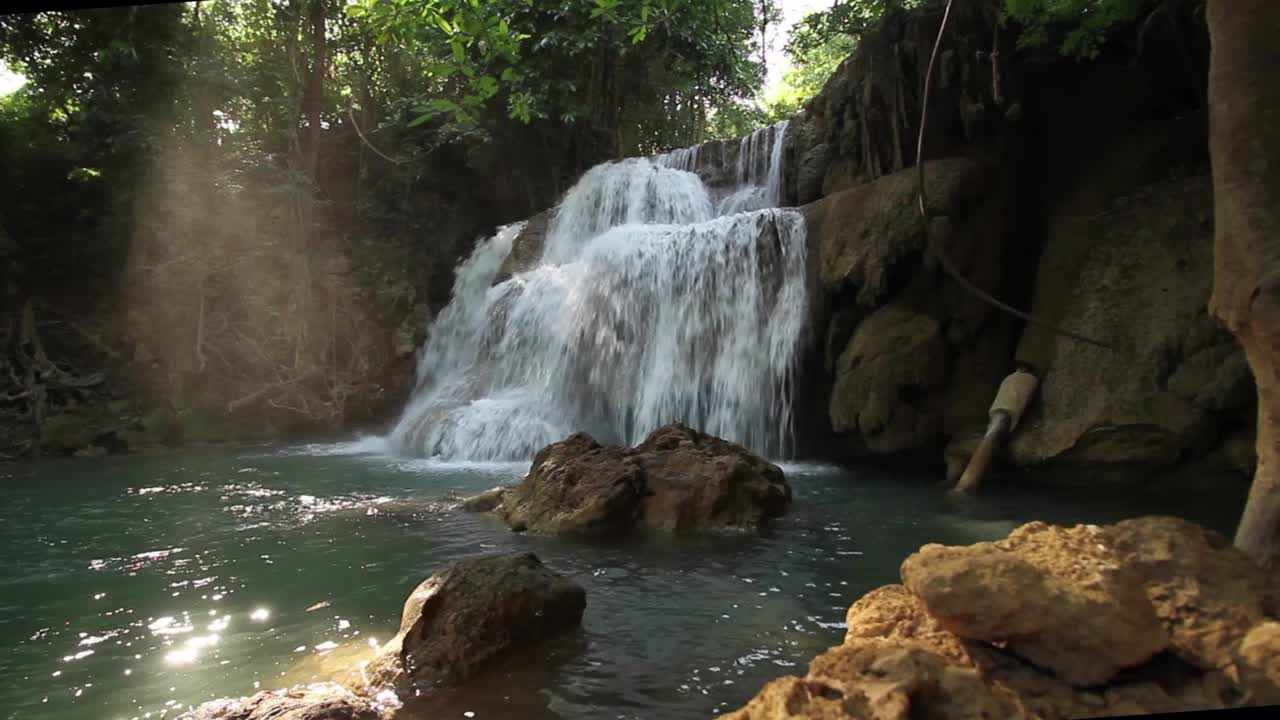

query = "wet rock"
[
  {"left": 459, "top": 486, "right": 507, "bottom": 512},
  {"left": 900, "top": 521, "right": 1169, "bottom": 686},
  {"left": 499, "top": 433, "right": 643, "bottom": 533},
  {"left": 497, "top": 423, "right": 791, "bottom": 534},
  {"left": 361, "top": 552, "right": 586, "bottom": 696},
  {"left": 494, "top": 210, "right": 550, "bottom": 284},
  {"left": 178, "top": 683, "right": 388, "bottom": 720},
  {"left": 394, "top": 304, "right": 432, "bottom": 357},
  {"left": 795, "top": 142, "right": 833, "bottom": 206}
]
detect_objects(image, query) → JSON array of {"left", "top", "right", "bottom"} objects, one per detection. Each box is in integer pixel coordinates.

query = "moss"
[{"left": 39, "top": 413, "right": 97, "bottom": 453}]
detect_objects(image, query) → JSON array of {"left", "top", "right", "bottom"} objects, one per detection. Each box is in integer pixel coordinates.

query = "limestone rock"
[
  {"left": 1109, "top": 516, "right": 1280, "bottom": 670},
  {"left": 459, "top": 486, "right": 508, "bottom": 513},
  {"left": 900, "top": 521, "right": 1169, "bottom": 686},
  {"left": 1234, "top": 622, "right": 1280, "bottom": 705},
  {"left": 177, "top": 683, "right": 388, "bottom": 720},
  {"left": 720, "top": 644, "right": 1029, "bottom": 720},
  {"left": 795, "top": 142, "right": 833, "bottom": 206},
  {"left": 829, "top": 304, "right": 948, "bottom": 452},
  {"left": 497, "top": 423, "right": 790, "bottom": 534},
  {"left": 843, "top": 585, "right": 973, "bottom": 666},
  {"left": 720, "top": 517, "right": 1271, "bottom": 720},
  {"left": 1010, "top": 176, "right": 1250, "bottom": 469},
  {"left": 803, "top": 158, "right": 985, "bottom": 305},
  {"left": 361, "top": 552, "right": 585, "bottom": 696}
]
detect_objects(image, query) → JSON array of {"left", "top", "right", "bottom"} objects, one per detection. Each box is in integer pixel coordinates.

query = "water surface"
[{"left": 0, "top": 443, "right": 1245, "bottom": 720}]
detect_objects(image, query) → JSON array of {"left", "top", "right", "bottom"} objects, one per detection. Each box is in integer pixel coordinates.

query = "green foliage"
[
  {"left": 348, "top": 0, "right": 764, "bottom": 154},
  {"left": 1003, "top": 0, "right": 1144, "bottom": 59},
  {"left": 764, "top": 32, "right": 857, "bottom": 120},
  {"left": 787, "top": 0, "right": 923, "bottom": 57},
  {"left": 784, "top": 0, "right": 1150, "bottom": 67}
]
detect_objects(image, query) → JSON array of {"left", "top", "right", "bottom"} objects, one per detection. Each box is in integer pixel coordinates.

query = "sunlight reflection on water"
[{"left": 0, "top": 443, "right": 1246, "bottom": 720}]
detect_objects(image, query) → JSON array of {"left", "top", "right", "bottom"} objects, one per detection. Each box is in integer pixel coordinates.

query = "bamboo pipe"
[{"left": 951, "top": 368, "right": 1039, "bottom": 496}]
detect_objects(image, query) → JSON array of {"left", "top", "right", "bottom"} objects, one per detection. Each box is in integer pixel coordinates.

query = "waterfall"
[{"left": 388, "top": 121, "right": 806, "bottom": 461}]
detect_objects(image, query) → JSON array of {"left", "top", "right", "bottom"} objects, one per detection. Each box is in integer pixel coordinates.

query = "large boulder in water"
[
  {"left": 496, "top": 423, "right": 791, "bottom": 534},
  {"left": 360, "top": 552, "right": 586, "bottom": 696},
  {"left": 178, "top": 683, "right": 388, "bottom": 720}
]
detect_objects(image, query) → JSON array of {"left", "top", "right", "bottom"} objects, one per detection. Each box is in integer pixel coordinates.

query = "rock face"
[
  {"left": 361, "top": 552, "right": 585, "bottom": 696},
  {"left": 721, "top": 516, "right": 1280, "bottom": 720},
  {"left": 495, "top": 423, "right": 791, "bottom": 534},
  {"left": 1009, "top": 176, "right": 1253, "bottom": 472},
  {"left": 178, "top": 683, "right": 388, "bottom": 720},
  {"left": 801, "top": 154, "right": 1019, "bottom": 461},
  {"left": 772, "top": 0, "right": 1247, "bottom": 482}
]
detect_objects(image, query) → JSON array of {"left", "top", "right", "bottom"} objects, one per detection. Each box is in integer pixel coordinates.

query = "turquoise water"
[{"left": 0, "top": 442, "right": 1246, "bottom": 720}]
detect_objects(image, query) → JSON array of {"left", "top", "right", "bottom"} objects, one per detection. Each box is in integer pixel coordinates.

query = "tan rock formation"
[{"left": 721, "top": 516, "right": 1280, "bottom": 720}]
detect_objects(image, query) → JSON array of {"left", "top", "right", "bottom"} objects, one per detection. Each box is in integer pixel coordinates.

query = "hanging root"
[{"left": 916, "top": 0, "right": 1117, "bottom": 352}]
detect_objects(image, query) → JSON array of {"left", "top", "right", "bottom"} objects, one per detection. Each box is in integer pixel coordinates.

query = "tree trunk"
[
  {"left": 302, "top": 0, "right": 327, "bottom": 180},
  {"left": 1205, "top": 0, "right": 1280, "bottom": 570}
]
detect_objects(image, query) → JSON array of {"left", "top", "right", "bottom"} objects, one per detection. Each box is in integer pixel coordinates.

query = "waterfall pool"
[{"left": 0, "top": 443, "right": 1245, "bottom": 720}]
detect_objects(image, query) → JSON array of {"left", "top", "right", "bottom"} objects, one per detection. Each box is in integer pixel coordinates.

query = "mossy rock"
[{"left": 40, "top": 414, "right": 98, "bottom": 453}]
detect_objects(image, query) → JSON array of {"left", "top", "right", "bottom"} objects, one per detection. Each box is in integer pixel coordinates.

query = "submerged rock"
[
  {"left": 178, "top": 683, "right": 389, "bottom": 720},
  {"left": 721, "top": 516, "right": 1280, "bottom": 720},
  {"left": 459, "top": 486, "right": 508, "bottom": 512},
  {"left": 360, "top": 552, "right": 586, "bottom": 696},
  {"left": 496, "top": 423, "right": 791, "bottom": 534}
]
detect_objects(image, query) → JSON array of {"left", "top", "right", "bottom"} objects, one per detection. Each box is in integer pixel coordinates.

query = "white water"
[{"left": 388, "top": 121, "right": 806, "bottom": 461}]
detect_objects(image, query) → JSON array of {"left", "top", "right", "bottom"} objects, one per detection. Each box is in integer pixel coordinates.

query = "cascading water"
[{"left": 388, "top": 120, "right": 807, "bottom": 461}]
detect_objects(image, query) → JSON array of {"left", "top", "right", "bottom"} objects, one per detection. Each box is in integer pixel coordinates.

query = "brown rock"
[
  {"left": 1108, "top": 516, "right": 1280, "bottom": 670},
  {"left": 828, "top": 304, "right": 949, "bottom": 452},
  {"left": 803, "top": 158, "right": 985, "bottom": 305},
  {"left": 498, "top": 433, "right": 644, "bottom": 533},
  {"left": 634, "top": 424, "right": 790, "bottom": 531},
  {"left": 1235, "top": 622, "right": 1280, "bottom": 705},
  {"left": 843, "top": 585, "right": 973, "bottom": 666},
  {"left": 900, "top": 521, "right": 1169, "bottom": 686},
  {"left": 721, "top": 517, "right": 1263, "bottom": 720},
  {"left": 497, "top": 424, "right": 790, "bottom": 534},
  {"left": 177, "top": 683, "right": 387, "bottom": 720},
  {"left": 361, "top": 552, "right": 585, "bottom": 696},
  {"left": 720, "top": 644, "right": 1029, "bottom": 720}
]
